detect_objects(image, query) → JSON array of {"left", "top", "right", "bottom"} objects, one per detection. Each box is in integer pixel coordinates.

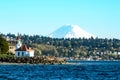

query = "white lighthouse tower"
[{"left": 16, "top": 34, "right": 22, "bottom": 49}]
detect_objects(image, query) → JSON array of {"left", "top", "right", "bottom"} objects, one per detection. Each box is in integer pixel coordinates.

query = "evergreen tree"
[{"left": 0, "top": 36, "right": 9, "bottom": 54}]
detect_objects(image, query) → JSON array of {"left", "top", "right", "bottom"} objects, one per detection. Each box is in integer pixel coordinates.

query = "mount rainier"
[{"left": 49, "top": 24, "right": 95, "bottom": 39}]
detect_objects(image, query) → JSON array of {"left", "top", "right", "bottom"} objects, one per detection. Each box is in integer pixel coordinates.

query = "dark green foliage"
[
  {"left": 0, "top": 36, "right": 9, "bottom": 54},
  {"left": 0, "top": 53, "right": 14, "bottom": 58}
]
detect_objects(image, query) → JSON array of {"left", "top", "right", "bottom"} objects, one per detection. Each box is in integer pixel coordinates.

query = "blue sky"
[{"left": 0, "top": 0, "right": 120, "bottom": 39}]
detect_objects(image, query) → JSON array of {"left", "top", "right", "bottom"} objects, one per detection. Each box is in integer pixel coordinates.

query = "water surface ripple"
[{"left": 0, "top": 61, "right": 120, "bottom": 80}]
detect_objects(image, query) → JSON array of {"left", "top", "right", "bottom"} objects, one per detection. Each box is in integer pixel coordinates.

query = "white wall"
[
  {"left": 15, "top": 51, "right": 34, "bottom": 57},
  {"left": 29, "top": 51, "right": 34, "bottom": 57}
]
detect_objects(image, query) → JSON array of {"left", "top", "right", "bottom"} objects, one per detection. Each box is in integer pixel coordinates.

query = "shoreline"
[
  {"left": 0, "top": 56, "right": 66, "bottom": 65},
  {"left": 66, "top": 59, "right": 120, "bottom": 61},
  {"left": 0, "top": 60, "right": 120, "bottom": 65},
  {"left": 0, "top": 62, "right": 68, "bottom": 65}
]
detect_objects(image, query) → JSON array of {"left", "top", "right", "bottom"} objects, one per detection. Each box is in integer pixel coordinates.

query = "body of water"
[{"left": 0, "top": 61, "right": 120, "bottom": 80}]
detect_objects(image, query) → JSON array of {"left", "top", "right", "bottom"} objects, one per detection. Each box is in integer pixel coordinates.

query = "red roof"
[{"left": 15, "top": 44, "right": 34, "bottom": 51}]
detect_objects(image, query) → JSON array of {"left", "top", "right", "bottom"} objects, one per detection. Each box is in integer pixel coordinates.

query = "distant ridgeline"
[{"left": 1, "top": 33, "right": 120, "bottom": 60}]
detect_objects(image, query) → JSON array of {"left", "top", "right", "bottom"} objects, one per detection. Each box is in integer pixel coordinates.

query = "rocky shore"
[{"left": 0, "top": 56, "right": 66, "bottom": 64}]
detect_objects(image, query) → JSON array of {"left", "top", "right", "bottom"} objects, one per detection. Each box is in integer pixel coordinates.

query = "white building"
[{"left": 15, "top": 35, "right": 34, "bottom": 57}]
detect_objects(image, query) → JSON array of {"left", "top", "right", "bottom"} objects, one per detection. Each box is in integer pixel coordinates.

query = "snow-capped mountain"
[{"left": 49, "top": 24, "right": 95, "bottom": 39}]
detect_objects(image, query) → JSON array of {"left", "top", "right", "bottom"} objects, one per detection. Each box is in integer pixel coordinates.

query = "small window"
[
  {"left": 9, "top": 46, "right": 12, "bottom": 49},
  {"left": 22, "top": 52, "right": 24, "bottom": 56},
  {"left": 18, "top": 52, "right": 20, "bottom": 56}
]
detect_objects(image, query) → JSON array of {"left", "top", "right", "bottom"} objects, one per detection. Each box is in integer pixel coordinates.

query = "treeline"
[
  {"left": 1, "top": 33, "right": 120, "bottom": 60},
  {"left": 0, "top": 35, "right": 9, "bottom": 54}
]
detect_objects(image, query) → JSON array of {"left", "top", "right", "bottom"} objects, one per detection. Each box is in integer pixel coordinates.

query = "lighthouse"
[
  {"left": 15, "top": 34, "right": 34, "bottom": 57},
  {"left": 16, "top": 34, "right": 22, "bottom": 49}
]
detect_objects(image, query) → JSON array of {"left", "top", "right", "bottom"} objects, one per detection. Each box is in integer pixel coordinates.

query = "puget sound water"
[{"left": 0, "top": 61, "right": 120, "bottom": 80}]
